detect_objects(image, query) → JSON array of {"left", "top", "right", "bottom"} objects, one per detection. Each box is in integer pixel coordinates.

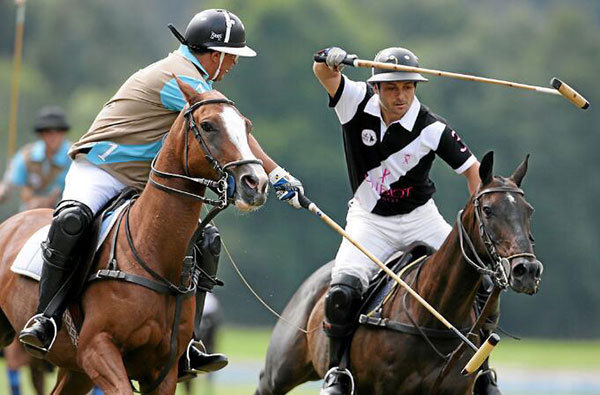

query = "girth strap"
[
  {"left": 359, "top": 314, "right": 470, "bottom": 339},
  {"left": 88, "top": 270, "right": 195, "bottom": 297}
]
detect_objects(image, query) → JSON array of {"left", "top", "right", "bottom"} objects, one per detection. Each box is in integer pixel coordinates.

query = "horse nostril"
[
  {"left": 512, "top": 263, "right": 526, "bottom": 277},
  {"left": 242, "top": 174, "right": 258, "bottom": 190}
]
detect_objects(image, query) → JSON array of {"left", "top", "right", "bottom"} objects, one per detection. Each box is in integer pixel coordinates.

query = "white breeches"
[
  {"left": 332, "top": 199, "right": 452, "bottom": 291},
  {"left": 61, "top": 157, "right": 128, "bottom": 215}
]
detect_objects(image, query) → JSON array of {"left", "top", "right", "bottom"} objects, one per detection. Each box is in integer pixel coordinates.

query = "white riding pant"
[
  {"left": 61, "top": 157, "right": 128, "bottom": 215},
  {"left": 332, "top": 198, "right": 452, "bottom": 291}
]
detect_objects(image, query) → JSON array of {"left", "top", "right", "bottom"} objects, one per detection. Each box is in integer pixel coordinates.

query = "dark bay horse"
[
  {"left": 0, "top": 80, "right": 268, "bottom": 394},
  {"left": 257, "top": 152, "right": 543, "bottom": 395}
]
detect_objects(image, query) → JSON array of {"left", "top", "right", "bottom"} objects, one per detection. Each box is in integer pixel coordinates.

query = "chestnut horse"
[
  {"left": 0, "top": 82, "right": 268, "bottom": 394},
  {"left": 257, "top": 152, "right": 543, "bottom": 395}
]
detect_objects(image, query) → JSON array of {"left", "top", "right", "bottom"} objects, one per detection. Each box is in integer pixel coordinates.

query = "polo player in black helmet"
[
  {"left": 19, "top": 8, "right": 304, "bottom": 382},
  {"left": 313, "top": 46, "right": 501, "bottom": 395}
]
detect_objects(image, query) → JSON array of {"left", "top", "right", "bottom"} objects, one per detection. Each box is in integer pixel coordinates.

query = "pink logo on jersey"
[{"left": 451, "top": 130, "right": 468, "bottom": 152}]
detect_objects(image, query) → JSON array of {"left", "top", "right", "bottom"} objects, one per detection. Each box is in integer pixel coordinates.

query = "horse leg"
[
  {"left": 255, "top": 324, "right": 320, "bottom": 395},
  {"left": 78, "top": 332, "right": 132, "bottom": 394},
  {"left": 0, "top": 307, "right": 16, "bottom": 347},
  {"left": 30, "top": 357, "right": 51, "bottom": 395},
  {"left": 140, "top": 368, "right": 177, "bottom": 395},
  {"left": 52, "top": 367, "right": 94, "bottom": 395}
]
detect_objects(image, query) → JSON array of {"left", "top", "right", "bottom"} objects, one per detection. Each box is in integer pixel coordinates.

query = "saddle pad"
[{"left": 10, "top": 202, "right": 129, "bottom": 281}]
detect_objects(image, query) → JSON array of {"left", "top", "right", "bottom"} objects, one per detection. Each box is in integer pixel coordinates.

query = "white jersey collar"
[{"left": 364, "top": 93, "right": 421, "bottom": 132}]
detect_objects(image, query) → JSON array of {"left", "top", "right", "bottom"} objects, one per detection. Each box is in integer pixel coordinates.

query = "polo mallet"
[
  {"left": 314, "top": 53, "right": 590, "bottom": 110},
  {"left": 296, "top": 192, "right": 498, "bottom": 375},
  {"left": 8, "top": 0, "right": 27, "bottom": 160}
]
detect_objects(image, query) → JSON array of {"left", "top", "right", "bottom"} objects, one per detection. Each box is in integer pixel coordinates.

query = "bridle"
[
  {"left": 149, "top": 98, "right": 262, "bottom": 220},
  {"left": 457, "top": 186, "right": 537, "bottom": 289}
]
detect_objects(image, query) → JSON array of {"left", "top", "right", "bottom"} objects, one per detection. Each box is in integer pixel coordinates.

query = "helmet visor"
[
  {"left": 209, "top": 45, "right": 256, "bottom": 57},
  {"left": 367, "top": 71, "right": 428, "bottom": 83}
]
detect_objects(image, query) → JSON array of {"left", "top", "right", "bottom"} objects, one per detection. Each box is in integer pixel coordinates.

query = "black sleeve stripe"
[{"left": 328, "top": 76, "right": 346, "bottom": 108}]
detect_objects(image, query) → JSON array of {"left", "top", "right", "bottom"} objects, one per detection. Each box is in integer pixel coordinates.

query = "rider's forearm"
[
  {"left": 248, "top": 134, "right": 278, "bottom": 173},
  {"left": 464, "top": 162, "right": 481, "bottom": 196},
  {"left": 313, "top": 62, "right": 342, "bottom": 98}
]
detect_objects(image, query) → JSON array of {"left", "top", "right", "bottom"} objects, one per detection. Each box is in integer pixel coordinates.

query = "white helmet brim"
[
  {"left": 367, "top": 71, "right": 428, "bottom": 83},
  {"left": 209, "top": 45, "right": 257, "bottom": 57}
]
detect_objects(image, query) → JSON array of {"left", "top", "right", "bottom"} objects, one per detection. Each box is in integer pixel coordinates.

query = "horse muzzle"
[
  {"left": 509, "top": 257, "right": 543, "bottom": 295},
  {"left": 230, "top": 164, "right": 268, "bottom": 211}
]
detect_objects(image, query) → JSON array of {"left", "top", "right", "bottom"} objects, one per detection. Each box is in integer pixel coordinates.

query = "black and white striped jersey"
[{"left": 329, "top": 76, "right": 476, "bottom": 216}]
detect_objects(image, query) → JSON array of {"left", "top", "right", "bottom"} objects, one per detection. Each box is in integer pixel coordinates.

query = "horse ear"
[
  {"left": 173, "top": 74, "right": 197, "bottom": 104},
  {"left": 479, "top": 151, "right": 494, "bottom": 186},
  {"left": 510, "top": 154, "right": 530, "bottom": 187}
]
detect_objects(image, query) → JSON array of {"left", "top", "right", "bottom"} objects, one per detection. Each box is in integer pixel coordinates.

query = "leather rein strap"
[
  {"left": 149, "top": 98, "right": 262, "bottom": 209},
  {"left": 458, "top": 186, "right": 537, "bottom": 289}
]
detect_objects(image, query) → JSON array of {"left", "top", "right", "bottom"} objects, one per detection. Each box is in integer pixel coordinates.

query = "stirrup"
[
  {"left": 19, "top": 314, "right": 58, "bottom": 358},
  {"left": 321, "top": 367, "right": 355, "bottom": 395},
  {"left": 177, "top": 339, "right": 228, "bottom": 383}
]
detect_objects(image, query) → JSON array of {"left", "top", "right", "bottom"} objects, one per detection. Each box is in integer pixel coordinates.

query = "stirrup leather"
[
  {"left": 321, "top": 367, "right": 355, "bottom": 395},
  {"left": 20, "top": 314, "right": 58, "bottom": 354}
]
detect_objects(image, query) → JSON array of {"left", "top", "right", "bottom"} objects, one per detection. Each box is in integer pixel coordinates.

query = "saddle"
[
  {"left": 11, "top": 188, "right": 138, "bottom": 341},
  {"left": 359, "top": 242, "right": 435, "bottom": 317},
  {"left": 357, "top": 242, "right": 472, "bottom": 339}
]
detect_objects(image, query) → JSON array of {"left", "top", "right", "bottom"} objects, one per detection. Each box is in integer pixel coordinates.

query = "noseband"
[
  {"left": 457, "top": 186, "right": 536, "bottom": 289},
  {"left": 149, "top": 98, "right": 262, "bottom": 212}
]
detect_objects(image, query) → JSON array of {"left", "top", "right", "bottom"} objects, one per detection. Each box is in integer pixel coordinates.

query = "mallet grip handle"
[
  {"left": 313, "top": 53, "right": 357, "bottom": 66},
  {"left": 461, "top": 334, "right": 500, "bottom": 375},
  {"left": 551, "top": 78, "right": 590, "bottom": 110}
]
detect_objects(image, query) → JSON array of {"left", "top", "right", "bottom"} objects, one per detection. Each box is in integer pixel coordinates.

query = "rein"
[
  {"left": 87, "top": 98, "right": 262, "bottom": 393},
  {"left": 149, "top": 98, "right": 262, "bottom": 212},
  {"left": 457, "top": 186, "right": 537, "bottom": 289}
]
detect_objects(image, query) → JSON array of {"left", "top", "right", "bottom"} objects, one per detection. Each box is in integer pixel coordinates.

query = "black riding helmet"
[
  {"left": 168, "top": 9, "right": 256, "bottom": 57},
  {"left": 34, "top": 106, "right": 70, "bottom": 132},
  {"left": 367, "top": 47, "right": 428, "bottom": 83}
]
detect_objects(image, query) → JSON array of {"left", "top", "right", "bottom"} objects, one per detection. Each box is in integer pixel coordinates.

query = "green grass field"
[{"left": 1, "top": 327, "right": 599, "bottom": 394}]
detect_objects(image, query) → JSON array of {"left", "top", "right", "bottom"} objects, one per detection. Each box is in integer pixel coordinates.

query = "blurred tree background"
[{"left": 1, "top": 0, "right": 598, "bottom": 338}]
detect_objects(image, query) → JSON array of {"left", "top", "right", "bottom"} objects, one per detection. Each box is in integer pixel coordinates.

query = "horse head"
[
  {"left": 173, "top": 78, "right": 268, "bottom": 211},
  {"left": 463, "top": 151, "right": 543, "bottom": 295}
]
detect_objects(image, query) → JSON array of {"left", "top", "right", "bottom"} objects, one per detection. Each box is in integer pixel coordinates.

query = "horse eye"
[
  {"left": 200, "top": 121, "right": 216, "bottom": 132},
  {"left": 482, "top": 206, "right": 493, "bottom": 217}
]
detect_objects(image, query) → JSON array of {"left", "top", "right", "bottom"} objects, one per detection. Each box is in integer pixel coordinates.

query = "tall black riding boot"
[
  {"left": 472, "top": 275, "right": 502, "bottom": 395},
  {"left": 19, "top": 201, "right": 93, "bottom": 358},
  {"left": 320, "top": 274, "right": 363, "bottom": 395},
  {"left": 178, "top": 224, "right": 227, "bottom": 383}
]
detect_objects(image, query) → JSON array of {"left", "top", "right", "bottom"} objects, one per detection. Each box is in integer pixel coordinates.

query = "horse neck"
[
  {"left": 127, "top": 139, "right": 205, "bottom": 283},
  {"left": 404, "top": 207, "right": 484, "bottom": 328}
]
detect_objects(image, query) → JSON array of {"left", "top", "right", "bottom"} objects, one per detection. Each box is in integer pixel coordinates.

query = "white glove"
[
  {"left": 325, "top": 47, "right": 356, "bottom": 71},
  {"left": 268, "top": 166, "right": 304, "bottom": 209}
]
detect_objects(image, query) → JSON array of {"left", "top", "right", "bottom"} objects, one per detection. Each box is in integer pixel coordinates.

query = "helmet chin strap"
[
  {"left": 210, "top": 52, "right": 226, "bottom": 81},
  {"left": 209, "top": 11, "right": 234, "bottom": 82}
]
